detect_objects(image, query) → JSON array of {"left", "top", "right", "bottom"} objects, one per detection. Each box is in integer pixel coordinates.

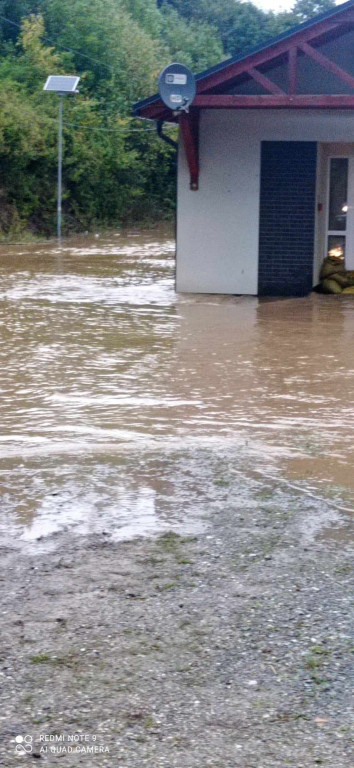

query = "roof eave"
[{"left": 132, "top": 0, "right": 354, "bottom": 119}]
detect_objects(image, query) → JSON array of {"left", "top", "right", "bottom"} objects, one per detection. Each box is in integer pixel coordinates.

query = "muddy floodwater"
[
  {"left": 0, "top": 226, "right": 353, "bottom": 547},
  {"left": 1, "top": 227, "right": 354, "bottom": 768}
]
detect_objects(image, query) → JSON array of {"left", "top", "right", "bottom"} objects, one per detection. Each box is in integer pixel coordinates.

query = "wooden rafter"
[
  {"left": 179, "top": 111, "right": 199, "bottom": 190},
  {"left": 196, "top": 17, "right": 341, "bottom": 94},
  {"left": 248, "top": 66, "right": 285, "bottom": 95},
  {"left": 288, "top": 47, "right": 298, "bottom": 95},
  {"left": 298, "top": 41, "right": 354, "bottom": 89}
]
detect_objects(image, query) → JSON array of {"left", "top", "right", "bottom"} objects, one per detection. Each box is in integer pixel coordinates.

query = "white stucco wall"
[{"left": 176, "top": 110, "right": 354, "bottom": 294}]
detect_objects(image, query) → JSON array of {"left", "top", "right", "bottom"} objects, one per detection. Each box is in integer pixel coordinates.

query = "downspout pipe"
[{"left": 156, "top": 120, "right": 178, "bottom": 150}]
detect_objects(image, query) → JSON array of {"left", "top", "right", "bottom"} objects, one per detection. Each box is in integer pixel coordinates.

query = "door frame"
[{"left": 315, "top": 143, "right": 354, "bottom": 282}]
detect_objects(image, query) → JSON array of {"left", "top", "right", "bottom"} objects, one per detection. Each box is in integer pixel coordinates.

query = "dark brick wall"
[{"left": 258, "top": 141, "right": 317, "bottom": 296}]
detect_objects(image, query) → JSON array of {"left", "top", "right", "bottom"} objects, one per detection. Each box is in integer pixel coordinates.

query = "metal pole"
[{"left": 57, "top": 96, "right": 63, "bottom": 241}]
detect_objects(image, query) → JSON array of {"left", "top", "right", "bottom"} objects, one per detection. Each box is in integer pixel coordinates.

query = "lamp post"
[{"left": 43, "top": 75, "right": 80, "bottom": 241}]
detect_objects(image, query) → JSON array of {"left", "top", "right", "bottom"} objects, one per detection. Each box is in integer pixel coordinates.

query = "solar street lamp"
[{"left": 43, "top": 76, "right": 80, "bottom": 240}]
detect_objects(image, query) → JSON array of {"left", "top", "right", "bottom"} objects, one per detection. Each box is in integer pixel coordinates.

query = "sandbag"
[
  {"left": 320, "top": 257, "right": 346, "bottom": 279},
  {"left": 322, "top": 278, "right": 343, "bottom": 294},
  {"left": 331, "top": 272, "right": 350, "bottom": 287},
  {"left": 342, "top": 286, "right": 354, "bottom": 294}
]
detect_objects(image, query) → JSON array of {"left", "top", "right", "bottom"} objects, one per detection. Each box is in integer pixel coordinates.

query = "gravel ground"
[{"left": 0, "top": 478, "right": 353, "bottom": 767}]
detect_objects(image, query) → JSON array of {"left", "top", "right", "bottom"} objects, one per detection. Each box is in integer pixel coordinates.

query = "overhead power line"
[
  {"left": 0, "top": 13, "right": 114, "bottom": 71},
  {"left": 62, "top": 120, "right": 156, "bottom": 133},
  {"left": 26, "top": 112, "right": 169, "bottom": 135},
  {"left": 42, "top": 115, "right": 166, "bottom": 134}
]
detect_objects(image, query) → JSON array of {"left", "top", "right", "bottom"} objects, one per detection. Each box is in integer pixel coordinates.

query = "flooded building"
[{"left": 133, "top": 0, "right": 354, "bottom": 296}]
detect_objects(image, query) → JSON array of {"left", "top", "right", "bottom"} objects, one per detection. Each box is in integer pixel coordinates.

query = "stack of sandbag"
[{"left": 319, "top": 256, "right": 354, "bottom": 294}]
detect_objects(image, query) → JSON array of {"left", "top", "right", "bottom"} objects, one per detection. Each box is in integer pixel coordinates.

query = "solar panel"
[{"left": 43, "top": 76, "right": 80, "bottom": 93}]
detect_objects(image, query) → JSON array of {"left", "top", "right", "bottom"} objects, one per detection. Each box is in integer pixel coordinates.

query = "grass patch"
[
  {"left": 305, "top": 644, "right": 332, "bottom": 672},
  {"left": 30, "top": 654, "right": 51, "bottom": 664},
  {"left": 310, "top": 645, "right": 331, "bottom": 656},
  {"left": 30, "top": 652, "right": 78, "bottom": 668},
  {"left": 142, "top": 556, "right": 165, "bottom": 566},
  {"left": 157, "top": 582, "right": 178, "bottom": 591},
  {"left": 180, "top": 536, "right": 198, "bottom": 543},
  {"left": 144, "top": 715, "right": 159, "bottom": 730},
  {"left": 157, "top": 532, "right": 182, "bottom": 552},
  {"left": 156, "top": 532, "right": 198, "bottom": 554}
]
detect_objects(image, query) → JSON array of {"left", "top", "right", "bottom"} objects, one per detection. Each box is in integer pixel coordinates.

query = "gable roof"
[{"left": 133, "top": 0, "right": 354, "bottom": 119}]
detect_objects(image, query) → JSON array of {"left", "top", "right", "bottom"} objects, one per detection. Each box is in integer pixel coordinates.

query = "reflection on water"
[{"left": 0, "top": 227, "right": 353, "bottom": 547}]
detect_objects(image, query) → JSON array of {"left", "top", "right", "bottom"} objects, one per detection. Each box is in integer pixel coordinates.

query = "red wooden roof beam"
[
  {"left": 179, "top": 111, "right": 199, "bottom": 190},
  {"left": 192, "top": 94, "right": 354, "bottom": 108}
]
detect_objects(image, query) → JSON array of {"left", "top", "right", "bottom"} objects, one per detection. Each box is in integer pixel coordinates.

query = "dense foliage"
[{"left": 0, "top": 0, "right": 334, "bottom": 236}]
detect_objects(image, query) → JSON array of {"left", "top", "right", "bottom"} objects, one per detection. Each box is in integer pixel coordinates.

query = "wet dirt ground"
[{"left": 0, "top": 227, "right": 353, "bottom": 766}]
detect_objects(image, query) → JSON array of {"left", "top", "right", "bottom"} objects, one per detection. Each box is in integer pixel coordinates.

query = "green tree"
[
  {"left": 159, "top": 0, "right": 269, "bottom": 57},
  {"left": 160, "top": 7, "right": 224, "bottom": 71},
  {"left": 291, "top": 0, "right": 335, "bottom": 22},
  {"left": 160, "top": 0, "right": 336, "bottom": 59},
  {"left": 120, "top": 0, "right": 163, "bottom": 39},
  {"left": 0, "top": 0, "right": 338, "bottom": 237},
  {"left": 39, "top": 0, "right": 166, "bottom": 105},
  {"left": 0, "top": 1, "right": 40, "bottom": 44}
]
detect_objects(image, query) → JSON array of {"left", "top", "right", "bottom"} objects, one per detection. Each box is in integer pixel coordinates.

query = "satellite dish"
[{"left": 158, "top": 63, "right": 196, "bottom": 112}]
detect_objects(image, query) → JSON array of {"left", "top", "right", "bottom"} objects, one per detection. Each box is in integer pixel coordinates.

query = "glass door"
[{"left": 326, "top": 157, "right": 348, "bottom": 262}]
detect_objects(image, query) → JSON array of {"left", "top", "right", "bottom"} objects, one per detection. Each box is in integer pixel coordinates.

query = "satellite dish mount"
[{"left": 158, "top": 63, "right": 199, "bottom": 191}]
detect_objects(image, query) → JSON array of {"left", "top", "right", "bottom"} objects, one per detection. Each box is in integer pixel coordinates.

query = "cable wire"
[
  {"left": 42, "top": 115, "right": 157, "bottom": 133},
  {"left": 0, "top": 13, "right": 114, "bottom": 71}
]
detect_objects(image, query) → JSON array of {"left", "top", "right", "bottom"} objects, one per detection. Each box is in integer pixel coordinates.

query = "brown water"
[{"left": 0, "top": 227, "right": 353, "bottom": 547}]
